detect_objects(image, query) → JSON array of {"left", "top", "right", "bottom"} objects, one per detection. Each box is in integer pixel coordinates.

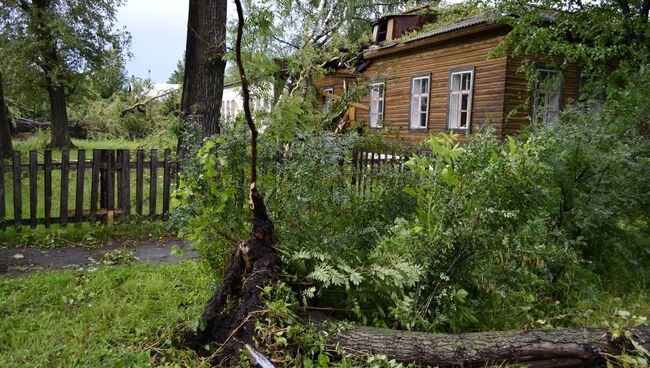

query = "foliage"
[
  {"left": 0, "top": 0, "right": 131, "bottom": 124},
  {"left": 486, "top": 0, "right": 650, "bottom": 94},
  {"left": 69, "top": 78, "right": 181, "bottom": 140}
]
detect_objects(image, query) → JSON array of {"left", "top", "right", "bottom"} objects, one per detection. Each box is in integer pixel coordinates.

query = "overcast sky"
[{"left": 116, "top": 0, "right": 186, "bottom": 83}]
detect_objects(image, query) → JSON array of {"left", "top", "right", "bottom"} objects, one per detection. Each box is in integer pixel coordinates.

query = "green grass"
[
  {"left": 12, "top": 134, "right": 175, "bottom": 158},
  {"left": 0, "top": 220, "right": 176, "bottom": 248},
  {"left": 0, "top": 262, "right": 213, "bottom": 368}
]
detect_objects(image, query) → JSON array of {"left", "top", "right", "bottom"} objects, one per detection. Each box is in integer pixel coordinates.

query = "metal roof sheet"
[{"left": 367, "top": 13, "right": 489, "bottom": 52}]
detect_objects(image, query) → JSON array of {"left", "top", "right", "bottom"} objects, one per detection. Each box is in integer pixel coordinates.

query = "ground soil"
[{"left": 0, "top": 239, "right": 197, "bottom": 275}]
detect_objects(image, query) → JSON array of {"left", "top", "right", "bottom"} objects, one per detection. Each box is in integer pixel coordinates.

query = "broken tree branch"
[{"left": 120, "top": 89, "right": 177, "bottom": 117}]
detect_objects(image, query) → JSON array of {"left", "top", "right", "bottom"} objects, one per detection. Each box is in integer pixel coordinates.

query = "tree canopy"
[{"left": 0, "top": 0, "right": 130, "bottom": 147}]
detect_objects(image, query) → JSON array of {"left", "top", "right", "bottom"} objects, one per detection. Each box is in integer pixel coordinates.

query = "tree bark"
[
  {"left": 45, "top": 81, "right": 72, "bottom": 149},
  {"left": 178, "top": 0, "right": 227, "bottom": 155},
  {"left": 326, "top": 325, "right": 650, "bottom": 368},
  {"left": 0, "top": 74, "right": 13, "bottom": 159}
]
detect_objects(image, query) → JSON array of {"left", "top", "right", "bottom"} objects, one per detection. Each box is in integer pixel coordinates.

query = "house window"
[
  {"left": 533, "top": 69, "right": 562, "bottom": 125},
  {"left": 448, "top": 69, "right": 474, "bottom": 130},
  {"left": 410, "top": 75, "right": 430, "bottom": 129},
  {"left": 322, "top": 86, "right": 334, "bottom": 112},
  {"left": 369, "top": 82, "right": 385, "bottom": 128}
]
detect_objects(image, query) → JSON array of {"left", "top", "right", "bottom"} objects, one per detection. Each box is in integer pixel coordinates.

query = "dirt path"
[{"left": 0, "top": 239, "right": 198, "bottom": 275}]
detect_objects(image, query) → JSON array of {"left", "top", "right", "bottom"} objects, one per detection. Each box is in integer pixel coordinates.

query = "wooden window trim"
[
  {"left": 369, "top": 81, "right": 385, "bottom": 129},
  {"left": 445, "top": 66, "right": 475, "bottom": 133},
  {"left": 408, "top": 73, "right": 431, "bottom": 131}
]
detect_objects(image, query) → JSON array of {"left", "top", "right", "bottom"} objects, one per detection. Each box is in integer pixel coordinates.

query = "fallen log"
[
  {"left": 14, "top": 117, "right": 87, "bottom": 139},
  {"left": 327, "top": 326, "right": 650, "bottom": 368}
]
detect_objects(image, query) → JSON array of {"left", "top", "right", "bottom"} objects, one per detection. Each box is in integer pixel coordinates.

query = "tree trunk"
[
  {"left": 46, "top": 81, "right": 72, "bottom": 149},
  {"left": 178, "top": 0, "right": 227, "bottom": 155},
  {"left": 189, "top": 1, "right": 280, "bottom": 365},
  {"left": 0, "top": 74, "right": 13, "bottom": 159},
  {"left": 326, "top": 325, "right": 650, "bottom": 368}
]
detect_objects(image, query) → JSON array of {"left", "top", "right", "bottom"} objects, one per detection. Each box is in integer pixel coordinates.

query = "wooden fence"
[
  {"left": 351, "top": 145, "right": 412, "bottom": 192},
  {"left": 0, "top": 148, "right": 178, "bottom": 228}
]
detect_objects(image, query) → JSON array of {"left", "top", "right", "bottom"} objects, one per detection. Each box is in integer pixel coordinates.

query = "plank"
[
  {"left": 12, "top": 151, "right": 21, "bottom": 225},
  {"left": 90, "top": 149, "right": 100, "bottom": 221},
  {"left": 149, "top": 149, "right": 158, "bottom": 216},
  {"left": 106, "top": 150, "right": 114, "bottom": 211},
  {"left": 162, "top": 149, "right": 171, "bottom": 215},
  {"left": 0, "top": 156, "right": 5, "bottom": 222},
  {"left": 60, "top": 150, "right": 69, "bottom": 227},
  {"left": 75, "top": 150, "right": 86, "bottom": 225},
  {"left": 120, "top": 149, "right": 130, "bottom": 215},
  {"left": 136, "top": 149, "right": 144, "bottom": 215},
  {"left": 351, "top": 149, "right": 358, "bottom": 187},
  {"left": 44, "top": 150, "right": 52, "bottom": 227},
  {"left": 29, "top": 150, "right": 37, "bottom": 228}
]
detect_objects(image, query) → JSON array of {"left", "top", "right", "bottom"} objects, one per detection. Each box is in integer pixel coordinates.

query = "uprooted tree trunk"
[
  {"left": 326, "top": 325, "right": 650, "bottom": 368},
  {"left": 195, "top": 0, "right": 279, "bottom": 365}
]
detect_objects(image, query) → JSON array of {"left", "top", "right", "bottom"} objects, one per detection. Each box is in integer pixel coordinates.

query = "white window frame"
[
  {"left": 369, "top": 82, "right": 385, "bottom": 128},
  {"left": 532, "top": 68, "right": 562, "bottom": 126},
  {"left": 322, "top": 86, "right": 334, "bottom": 112},
  {"left": 447, "top": 68, "right": 474, "bottom": 130},
  {"left": 409, "top": 74, "right": 430, "bottom": 130}
]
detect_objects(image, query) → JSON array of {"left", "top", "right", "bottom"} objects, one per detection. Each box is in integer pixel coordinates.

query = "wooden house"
[{"left": 316, "top": 13, "right": 581, "bottom": 141}]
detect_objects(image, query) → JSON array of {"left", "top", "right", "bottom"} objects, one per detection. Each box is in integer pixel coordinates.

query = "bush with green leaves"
[{"left": 177, "top": 69, "right": 650, "bottom": 344}]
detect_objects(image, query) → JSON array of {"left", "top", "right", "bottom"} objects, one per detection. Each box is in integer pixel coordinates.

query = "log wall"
[{"left": 358, "top": 27, "right": 510, "bottom": 141}]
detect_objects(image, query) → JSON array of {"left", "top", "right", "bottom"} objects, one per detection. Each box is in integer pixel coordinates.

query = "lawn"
[{"left": 0, "top": 262, "right": 212, "bottom": 368}]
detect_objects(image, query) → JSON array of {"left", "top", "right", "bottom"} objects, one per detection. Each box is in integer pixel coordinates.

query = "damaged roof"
[{"left": 366, "top": 13, "right": 493, "bottom": 53}]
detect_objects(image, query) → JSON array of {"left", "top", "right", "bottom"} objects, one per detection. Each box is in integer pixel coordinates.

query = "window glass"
[
  {"left": 448, "top": 70, "right": 473, "bottom": 130},
  {"left": 410, "top": 76, "right": 430, "bottom": 129},
  {"left": 369, "top": 83, "right": 385, "bottom": 128}
]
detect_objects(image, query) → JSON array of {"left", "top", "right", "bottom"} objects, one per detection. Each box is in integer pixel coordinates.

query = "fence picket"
[
  {"left": 136, "top": 149, "right": 144, "bottom": 215},
  {"left": 90, "top": 149, "right": 100, "bottom": 221},
  {"left": 149, "top": 149, "right": 158, "bottom": 216},
  {"left": 106, "top": 150, "right": 114, "bottom": 212},
  {"left": 0, "top": 158, "right": 5, "bottom": 222},
  {"left": 162, "top": 149, "right": 171, "bottom": 216},
  {"left": 12, "top": 151, "right": 21, "bottom": 225},
  {"left": 119, "top": 149, "right": 130, "bottom": 215},
  {"left": 60, "top": 150, "right": 69, "bottom": 227},
  {"left": 75, "top": 150, "right": 85, "bottom": 224},
  {"left": 44, "top": 150, "right": 52, "bottom": 227},
  {"left": 29, "top": 151, "right": 37, "bottom": 228}
]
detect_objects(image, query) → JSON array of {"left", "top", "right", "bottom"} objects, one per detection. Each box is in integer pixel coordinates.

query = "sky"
[{"left": 116, "top": 0, "right": 189, "bottom": 83}]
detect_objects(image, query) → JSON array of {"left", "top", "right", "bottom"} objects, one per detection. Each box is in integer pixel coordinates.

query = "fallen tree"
[{"left": 326, "top": 325, "right": 650, "bottom": 368}]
